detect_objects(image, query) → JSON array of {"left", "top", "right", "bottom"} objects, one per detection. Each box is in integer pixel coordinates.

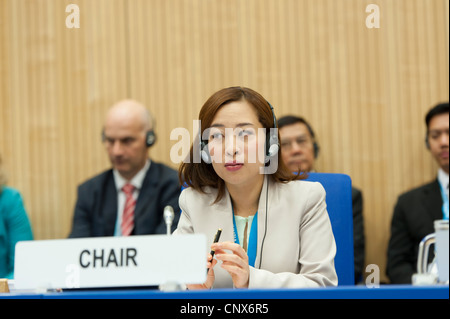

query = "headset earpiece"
[
  {"left": 265, "top": 102, "right": 280, "bottom": 160},
  {"left": 267, "top": 136, "right": 280, "bottom": 157},
  {"left": 313, "top": 142, "right": 320, "bottom": 158},
  {"left": 146, "top": 130, "right": 156, "bottom": 147},
  {"left": 200, "top": 140, "right": 212, "bottom": 163},
  {"left": 425, "top": 135, "right": 430, "bottom": 150}
]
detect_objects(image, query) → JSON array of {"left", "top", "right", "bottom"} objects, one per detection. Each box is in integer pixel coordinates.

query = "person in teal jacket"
[{"left": 0, "top": 156, "right": 33, "bottom": 279}]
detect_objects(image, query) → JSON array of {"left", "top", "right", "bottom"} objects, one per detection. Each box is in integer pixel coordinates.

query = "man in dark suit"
[
  {"left": 278, "top": 115, "right": 365, "bottom": 284},
  {"left": 69, "top": 100, "right": 181, "bottom": 238},
  {"left": 387, "top": 102, "right": 449, "bottom": 284}
]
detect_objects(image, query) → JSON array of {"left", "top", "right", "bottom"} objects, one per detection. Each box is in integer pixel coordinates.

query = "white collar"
[
  {"left": 438, "top": 168, "right": 449, "bottom": 190},
  {"left": 113, "top": 159, "right": 151, "bottom": 191}
]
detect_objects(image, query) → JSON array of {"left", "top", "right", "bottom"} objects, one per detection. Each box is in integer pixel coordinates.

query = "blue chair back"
[{"left": 305, "top": 172, "right": 355, "bottom": 285}]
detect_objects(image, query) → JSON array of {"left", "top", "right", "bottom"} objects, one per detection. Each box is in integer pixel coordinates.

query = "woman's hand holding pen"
[
  {"left": 211, "top": 241, "right": 250, "bottom": 288},
  {"left": 186, "top": 253, "right": 217, "bottom": 290},
  {"left": 187, "top": 241, "right": 250, "bottom": 290},
  {"left": 187, "top": 228, "right": 222, "bottom": 290}
]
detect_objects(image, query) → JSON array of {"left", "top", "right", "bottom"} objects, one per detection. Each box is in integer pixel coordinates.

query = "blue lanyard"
[
  {"left": 232, "top": 211, "right": 258, "bottom": 267},
  {"left": 439, "top": 182, "right": 449, "bottom": 220}
]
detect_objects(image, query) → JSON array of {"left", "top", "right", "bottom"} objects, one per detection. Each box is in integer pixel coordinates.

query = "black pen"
[{"left": 207, "top": 228, "right": 222, "bottom": 274}]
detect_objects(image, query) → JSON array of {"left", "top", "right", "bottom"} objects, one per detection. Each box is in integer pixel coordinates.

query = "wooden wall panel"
[{"left": 1, "top": 0, "right": 448, "bottom": 282}]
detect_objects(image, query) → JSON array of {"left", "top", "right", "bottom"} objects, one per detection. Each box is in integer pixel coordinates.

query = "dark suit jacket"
[
  {"left": 351, "top": 187, "right": 365, "bottom": 283},
  {"left": 69, "top": 161, "right": 181, "bottom": 238},
  {"left": 386, "top": 179, "right": 443, "bottom": 284}
]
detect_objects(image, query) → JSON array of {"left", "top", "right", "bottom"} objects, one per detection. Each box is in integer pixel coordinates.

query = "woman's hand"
[
  {"left": 211, "top": 241, "right": 250, "bottom": 288},
  {"left": 186, "top": 253, "right": 217, "bottom": 290}
]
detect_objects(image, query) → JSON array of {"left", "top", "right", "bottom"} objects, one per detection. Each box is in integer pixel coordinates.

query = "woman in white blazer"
[{"left": 175, "top": 87, "right": 337, "bottom": 289}]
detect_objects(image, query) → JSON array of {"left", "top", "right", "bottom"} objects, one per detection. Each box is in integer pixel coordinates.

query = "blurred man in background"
[
  {"left": 69, "top": 99, "right": 181, "bottom": 238},
  {"left": 387, "top": 102, "right": 449, "bottom": 284},
  {"left": 278, "top": 115, "right": 365, "bottom": 283}
]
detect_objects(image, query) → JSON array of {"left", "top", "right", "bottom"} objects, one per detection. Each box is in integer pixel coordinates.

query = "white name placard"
[{"left": 14, "top": 234, "right": 206, "bottom": 290}]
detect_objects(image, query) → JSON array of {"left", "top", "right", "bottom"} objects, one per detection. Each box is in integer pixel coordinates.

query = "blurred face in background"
[
  {"left": 427, "top": 112, "right": 449, "bottom": 173},
  {"left": 279, "top": 122, "right": 316, "bottom": 173},
  {"left": 103, "top": 100, "right": 150, "bottom": 180}
]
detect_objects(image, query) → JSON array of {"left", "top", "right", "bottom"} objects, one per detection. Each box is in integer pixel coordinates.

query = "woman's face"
[{"left": 206, "top": 100, "right": 266, "bottom": 188}]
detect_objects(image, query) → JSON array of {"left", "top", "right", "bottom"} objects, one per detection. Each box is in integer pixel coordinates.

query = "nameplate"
[{"left": 14, "top": 234, "right": 206, "bottom": 290}]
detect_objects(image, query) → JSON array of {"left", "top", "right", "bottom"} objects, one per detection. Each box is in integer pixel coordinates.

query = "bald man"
[{"left": 69, "top": 100, "right": 181, "bottom": 238}]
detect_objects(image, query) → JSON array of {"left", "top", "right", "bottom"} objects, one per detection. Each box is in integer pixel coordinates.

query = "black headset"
[
  {"left": 200, "top": 101, "right": 280, "bottom": 163},
  {"left": 303, "top": 121, "right": 320, "bottom": 158},
  {"left": 200, "top": 136, "right": 212, "bottom": 164},
  {"left": 313, "top": 141, "right": 320, "bottom": 158},
  {"left": 144, "top": 130, "right": 157, "bottom": 147},
  {"left": 425, "top": 134, "right": 430, "bottom": 150},
  {"left": 102, "top": 129, "right": 156, "bottom": 148},
  {"left": 265, "top": 102, "right": 280, "bottom": 159}
]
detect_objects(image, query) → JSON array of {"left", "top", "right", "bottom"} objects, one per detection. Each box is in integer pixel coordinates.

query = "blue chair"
[{"left": 305, "top": 172, "right": 355, "bottom": 285}]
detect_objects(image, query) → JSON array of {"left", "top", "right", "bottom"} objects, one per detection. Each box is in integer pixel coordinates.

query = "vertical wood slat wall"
[{"left": 1, "top": 0, "right": 448, "bottom": 282}]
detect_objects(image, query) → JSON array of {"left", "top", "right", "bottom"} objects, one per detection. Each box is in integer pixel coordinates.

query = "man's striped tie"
[{"left": 121, "top": 183, "right": 136, "bottom": 236}]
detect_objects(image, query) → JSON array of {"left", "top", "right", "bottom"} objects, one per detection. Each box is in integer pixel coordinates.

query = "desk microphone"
[{"left": 163, "top": 205, "right": 175, "bottom": 235}]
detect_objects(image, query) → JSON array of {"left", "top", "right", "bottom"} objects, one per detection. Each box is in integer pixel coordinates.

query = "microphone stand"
[{"left": 159, "top": 206, "right": 184, "bottom": 291}]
